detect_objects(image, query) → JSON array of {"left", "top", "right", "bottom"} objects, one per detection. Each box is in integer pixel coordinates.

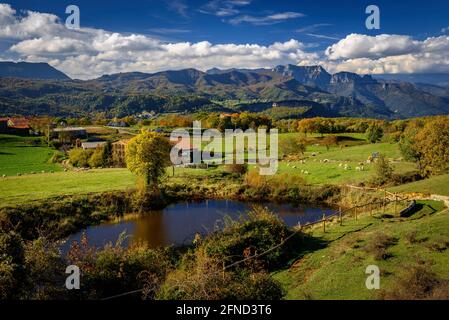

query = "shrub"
[
  {"left": 50, "top": 151, "right": 65, "bottom": 164},
  {"left": 23, "top": 237, "right": 67, "bottom": 299},
  {"left": 372, "top": 154, "right": 393, "bottom": 186},
  {"left": 225, "top": 163, "right": 248, "bottom": 175},
  {"left": 381, "top": 263, "right": 449, "bottom": 300},
  {"left": 88, "top": 147, "right": 104, "bottom": 168},
  {"left": 69, "top": 148, "right": 93, "bottom": 168},
  {"left": 366, "top": 124, "right": 384, "bottom": 143},
  {"left": 156, "top": 249, "right": 284, "bottom": 300},
  {"left": 0, "top": 231, "right": 27, "bottom": 299},
  {"left": 200, "top": 206, "right": 301, "bottom": 271},
  {"left": 67, "top": 233, "right": 175, "bottom": 299},
  {"left": 363, "top": 232, "right": 397, "bottom": 260}
]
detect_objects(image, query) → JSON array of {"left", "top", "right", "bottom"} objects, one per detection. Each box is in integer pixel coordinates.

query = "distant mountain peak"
[{"left": 0, "top": 61, "right": 70, "bottom": 80}]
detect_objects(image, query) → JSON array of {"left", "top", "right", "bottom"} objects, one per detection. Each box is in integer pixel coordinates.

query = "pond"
[{"left": 62, "top": 200, "right": 336, "bottom": 252}]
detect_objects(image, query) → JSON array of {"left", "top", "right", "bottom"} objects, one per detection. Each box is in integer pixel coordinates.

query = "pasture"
[
  {"left": 273, "top": 200, "right": 449, "bottom": 299},
  {"left": 0, "top": 134, "right": 62, "bottom": 176}
]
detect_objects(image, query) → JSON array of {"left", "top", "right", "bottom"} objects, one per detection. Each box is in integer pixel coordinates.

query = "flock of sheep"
[{"left": 285, "top": 158, "right": 369, "bottom": 175}]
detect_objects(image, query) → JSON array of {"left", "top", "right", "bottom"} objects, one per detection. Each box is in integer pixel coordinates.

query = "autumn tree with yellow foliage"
[{"left": 125, "top": 130, "right": 172, "bottom": 191}]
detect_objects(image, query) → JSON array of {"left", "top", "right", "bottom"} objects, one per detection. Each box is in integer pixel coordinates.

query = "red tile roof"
[{"left": 8, "top": 118, "right": 30, "bottom": 129}]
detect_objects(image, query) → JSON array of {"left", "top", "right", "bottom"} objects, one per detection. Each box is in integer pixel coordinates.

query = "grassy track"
[{"left": 273, "top": 200, "right": 449, "bottom": 299}]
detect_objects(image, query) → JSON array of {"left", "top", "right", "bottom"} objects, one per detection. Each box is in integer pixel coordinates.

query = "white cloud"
[
  {"left": 323, "top": 34, "right": 449, "bottom": 74},
  {"left": 199, "top": 0, "right": 252, "bottom": 17},
  {"left": 229, "top": 12, "right": 305, "bottom": 26},
  {"left": 2, "top": 4, "right": 449, "bottom": 79},
  {"left": 325, "top": 34, "right": 421, "bottom": 60}
]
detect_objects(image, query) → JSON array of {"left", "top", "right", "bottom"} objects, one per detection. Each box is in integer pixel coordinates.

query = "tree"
[
  {"left": 366, "top": 124, "right": 384, "bottom": 143},
  {"left": 321, "top": 135, "right": 339, "bottom": 151},
  {"left": 280, "top": 135, "right": 307, "bottom": 157},
  {"left": 373, "top": 154, "right": 393, "bottom": 185},
  {"left": 68, "top": 148, "right": 93, "bottom": 168},
  {"left": 414, "top": 117, "right": 449, "bottom": 175},
  {"left": 88, "top": 147, "right": 104, "bottom": 168},
  {"left": 125, "top": 130, "right": 172, "bottom": 190},
  {"left": 101, "top": 141, "right": 113, "bottom": 167}
]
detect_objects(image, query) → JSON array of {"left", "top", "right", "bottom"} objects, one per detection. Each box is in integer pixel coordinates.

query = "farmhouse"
[
  {"left": 171, "top": 139, "right": 200, "bottom": 165},
  {"left": 81, "top": 141, "right": 107, "bottom": 150},
  {"left": 0, "top": 118, "right": 30, "bottom": 135},
  {"left": 107, "top": 121, "right": 129, "bottom": 128},
  {"left": 112, "top": 139, "right": 129, "bottom": 167},
  {"left": 52, "top": 127, "right": 87, "bottom": 144}
]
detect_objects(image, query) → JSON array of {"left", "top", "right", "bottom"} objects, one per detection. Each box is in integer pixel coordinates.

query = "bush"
[
  {"left": 225, "top": 163, "right": 248, "bottom": 175},
  {"left": 50, "top": 151, "right": 65, "bottom": 164},
  {"left": 363, "top": 232, "right": 397, "bottom": 260},
  {"left": 372, "top": 154, "right": 393, "bottom": 186},
  {"left": 69, "top": 148, "right": 93, "bottom": 168},
  {"left": 381, "top": 263, "right": 449, "bottom": 300},
  {"left": 88, "top": 147, "right": 104, "bottom": 168},
  {"left": 67, "top": 233, "right": 175, "bottom": 299},
  {"left": 201, "top": 206, "right": 301, "bottom": 271},
  {"left": 366, "top": 124, "right": 384, "bottom": 143},
  {"left": 0, "top": 231, "right": 27, "bottom": 299},
  {"left": 156, "top": 249, "right": 284, "bottom": 300}
]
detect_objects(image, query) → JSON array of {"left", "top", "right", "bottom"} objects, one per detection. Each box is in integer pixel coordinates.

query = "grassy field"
[
  {"left": 0, "top": 132, "right": 421, "bottom": 206},
  {"left": 389, "top": 174, "right": 449, "bottom": 197},
  {"left": 0, "top": 134, "right": 62, "bottom": 176},
  {"left": 0, "top": 168, "right": 136, "bottom": 207},
  {"left": 276, "top": 142, "right": 415, "bottom": 185},
  {"left": 273, "top": 200, "right": 449, "bottom": 299}
]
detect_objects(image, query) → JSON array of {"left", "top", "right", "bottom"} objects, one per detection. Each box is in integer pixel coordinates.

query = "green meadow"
[
  {"left": 0, "top": 132, "right": 424, "bottom": 206},
  {"left": 0, "top": 134, "right": 62, "bottom": 176},
  {"left": 273, "top": 200, "right": 449, "bottom": 299}
]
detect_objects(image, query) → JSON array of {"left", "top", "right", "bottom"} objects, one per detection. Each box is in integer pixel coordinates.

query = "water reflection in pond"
[{"left": 63, "top": 200, "right": 336, "bottom": 251}]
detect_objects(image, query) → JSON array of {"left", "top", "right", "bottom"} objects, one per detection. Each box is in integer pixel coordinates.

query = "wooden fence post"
[
  {"left": 394, "top": 194, "right": 398, "bottom": 215},
  {"left": 339, "top": 207, "right": 343, "bottom": 226}
]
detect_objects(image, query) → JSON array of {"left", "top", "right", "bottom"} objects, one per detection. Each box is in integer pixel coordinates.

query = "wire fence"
[{"left": 102, "top": 185, "right": 414, "bottom": 300}]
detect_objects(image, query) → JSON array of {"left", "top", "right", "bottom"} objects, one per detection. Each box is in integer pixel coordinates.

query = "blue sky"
[
  {"left": 1, "top": 1, "right": 449, "bottom": 78},
  {"left": 9, "top": 0, "right": 449, "bottom": 45}
]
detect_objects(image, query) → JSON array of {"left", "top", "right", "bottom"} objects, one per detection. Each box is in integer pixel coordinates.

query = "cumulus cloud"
[
  {"left": 1, "top": 3, "right": 449, "bottom": 79},
  {"left": 0, "top": 4, "right": 318, "bottom": 79},
  {"left": 325, "top": 34, "right": 422, "bottom": 60},
  {"left": 323, "top": 34, "right": 449, "bottom": 74}
]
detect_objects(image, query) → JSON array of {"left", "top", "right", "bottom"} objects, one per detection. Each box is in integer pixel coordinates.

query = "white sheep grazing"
[
  {"left": 292, "top": 166, "right": 297, "bottom": 169},
  {"left": 2, "top": 174, "right": 6, "bottom": 178},
  {"left": 304, "top": 170, "right": 310, "bottom": 175},
  {"left": 339, "top": 163, "right": 343, "bottom": 167},
  {"left": 356, "top": 167, "right": 361, "bottom": 171}
]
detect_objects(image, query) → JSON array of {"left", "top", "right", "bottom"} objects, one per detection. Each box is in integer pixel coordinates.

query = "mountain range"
[{"left": 1, "top": 61, "right": 449, "bottom": 119}]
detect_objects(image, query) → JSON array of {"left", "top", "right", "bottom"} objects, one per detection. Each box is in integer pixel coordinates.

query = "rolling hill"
[{"left": 0, "top": 62, "right": 448, "bottom": 119}]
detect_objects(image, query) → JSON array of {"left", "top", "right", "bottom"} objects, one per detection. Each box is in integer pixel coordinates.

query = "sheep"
[
  {"left": 2, "top": 174, "right": 6, "bottom": 178},
  {"left": 304, "top": 170, "right": 310, "bottom": 175},
  {"left": 339, "top": 163, "right": 343, "bottom": 167}
]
